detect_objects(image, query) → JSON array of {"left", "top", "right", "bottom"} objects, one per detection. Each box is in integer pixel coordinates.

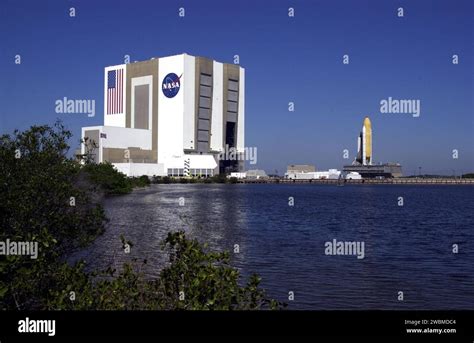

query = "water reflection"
[{"left": 72, "top": 184, "right": 474, "bottom": 309}]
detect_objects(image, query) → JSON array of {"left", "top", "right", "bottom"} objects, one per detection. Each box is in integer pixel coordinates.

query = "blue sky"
[{"left": 0, "top": 0, "right": 472, "bottom": 175}]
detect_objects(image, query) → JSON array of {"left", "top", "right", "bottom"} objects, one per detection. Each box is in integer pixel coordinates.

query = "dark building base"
[
  {"left": 219, "top": 159, "right": 244, "bottom": 175},
  {"left": 343, "top": 163, "right": 403, "bottom": 178}
]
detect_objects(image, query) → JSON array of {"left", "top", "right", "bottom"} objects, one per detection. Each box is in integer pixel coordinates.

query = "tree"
[
  {"left": 78, "top": 136, "right": 99, "bottom": 165},
  {"left": 0, "top": 122, "right": 107, "bottom": 309},
  {"left": 82, "top": 162, "right": 133, "bottom": 195}
]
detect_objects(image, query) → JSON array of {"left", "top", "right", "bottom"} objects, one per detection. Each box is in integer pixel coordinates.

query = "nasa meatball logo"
[{"left": 162, "top": 73, "right": 182, "bottom": 98}]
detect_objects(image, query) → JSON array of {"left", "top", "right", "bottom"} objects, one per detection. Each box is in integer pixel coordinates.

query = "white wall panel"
[
  {"left": 237, "top": 67, "right": 245, "bottom": 152},
  {"left": 101, "top": 126, "right": 152, "bottom": 150},
  {"left": 113, "top": 162, "right": 165, "bottom": 177},
  {"left": 210, "top": 62, "right": 223, "bottom": 151},
  {"left": 183, "top": 54, "right": 196, "bottom": 150},
  {"left": 158, "top": 54, "right": 185, "bottom": 165}
]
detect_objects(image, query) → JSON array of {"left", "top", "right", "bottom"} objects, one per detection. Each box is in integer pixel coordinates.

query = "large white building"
[{"left": 81, "top": 53, "right": 245, "bottom": 177}]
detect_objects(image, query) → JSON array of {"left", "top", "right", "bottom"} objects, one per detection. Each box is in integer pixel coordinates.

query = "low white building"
[
  {"left": 285, "top": 169, "right": 341, "bottom": 180},
  {"left": 245, "top": 169, "right": 268, "bottom": 180},
  {"left": 229, "top": 172, "right": 246, "bottom": 179},
  {"left": 345, "top": 172, "right": 362, "bottom": 180}
]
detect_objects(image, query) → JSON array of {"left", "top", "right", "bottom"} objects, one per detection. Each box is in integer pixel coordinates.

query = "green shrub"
[
  {"left": 82, "top": 162, "right": 132, "bottom": 195},
  {"left": 210, "top": 174, "right": 227, "bottom": 183},
  {"left": 130, "top": 175, "right": 150, "bottom": 188},
  {"left": 45, "top": 232, "right": 284, "bottom": 310},
  {"left": 0, "top": 122, "right": 107, "bottom": 310},
  {"left": 157, "top": 231, "right": 284, "bottom": 310}
]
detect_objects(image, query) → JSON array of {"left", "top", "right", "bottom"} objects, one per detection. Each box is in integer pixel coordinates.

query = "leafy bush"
[
  {"left": 130, "top": 175, "right": 150, "bottom": 188},
  {"left": 210, "top": 174, "right": 228, "bottom": 183},
  {"left": 0, "top": 122, "right": 107, "bottom": 309},
  {"left": 82, "top": 162, "right": 133, "bottom": 195},
  {"left": 157, "top": 231, "right": 283, "bottom": 310},
  {"left": 46, "top": 232, "right": 284, "bottom": 310},
  {"left": 152, "top": 176, "right": 174, "bottom": 184}
]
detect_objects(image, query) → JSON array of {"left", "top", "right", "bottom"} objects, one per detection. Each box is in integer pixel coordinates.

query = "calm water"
[{"left": 74, "top": 184, "right": 474, "bottom": 310}]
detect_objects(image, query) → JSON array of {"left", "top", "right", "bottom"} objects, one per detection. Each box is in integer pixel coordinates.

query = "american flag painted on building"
[{"left": 107, "top": 68, "right": 124, "bottom": 114}]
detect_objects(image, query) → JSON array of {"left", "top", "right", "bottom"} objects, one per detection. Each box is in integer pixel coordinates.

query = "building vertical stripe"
[
  {"left": 118, "top": 70, "right": 120, "bottom": 113},
  {"left": 120, "top": 69, "right": 123, "bottom": 113}
]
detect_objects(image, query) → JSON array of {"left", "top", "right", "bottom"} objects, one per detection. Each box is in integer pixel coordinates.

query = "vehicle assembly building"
[
  {"left": 81, "top": 53, "right": 245, "bottom": 177},
  {"left": 343, "top": 117, "right": 402, "bottom": 178}
]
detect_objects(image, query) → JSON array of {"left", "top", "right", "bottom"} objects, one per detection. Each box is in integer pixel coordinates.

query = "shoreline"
[{"left": 236, "top": 178, "right": 474, "bottom": 185}]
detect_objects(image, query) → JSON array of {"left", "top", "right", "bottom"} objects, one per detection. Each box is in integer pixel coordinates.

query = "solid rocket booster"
[
  {"left": 363, "top": 117, "right": 372, "bottom": 165},
  {"left": 362, "top": 125, "right": 366, "bottom": 164},
  {"left": 356, "top": 116, "right": 372, "bottom": 165}
]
